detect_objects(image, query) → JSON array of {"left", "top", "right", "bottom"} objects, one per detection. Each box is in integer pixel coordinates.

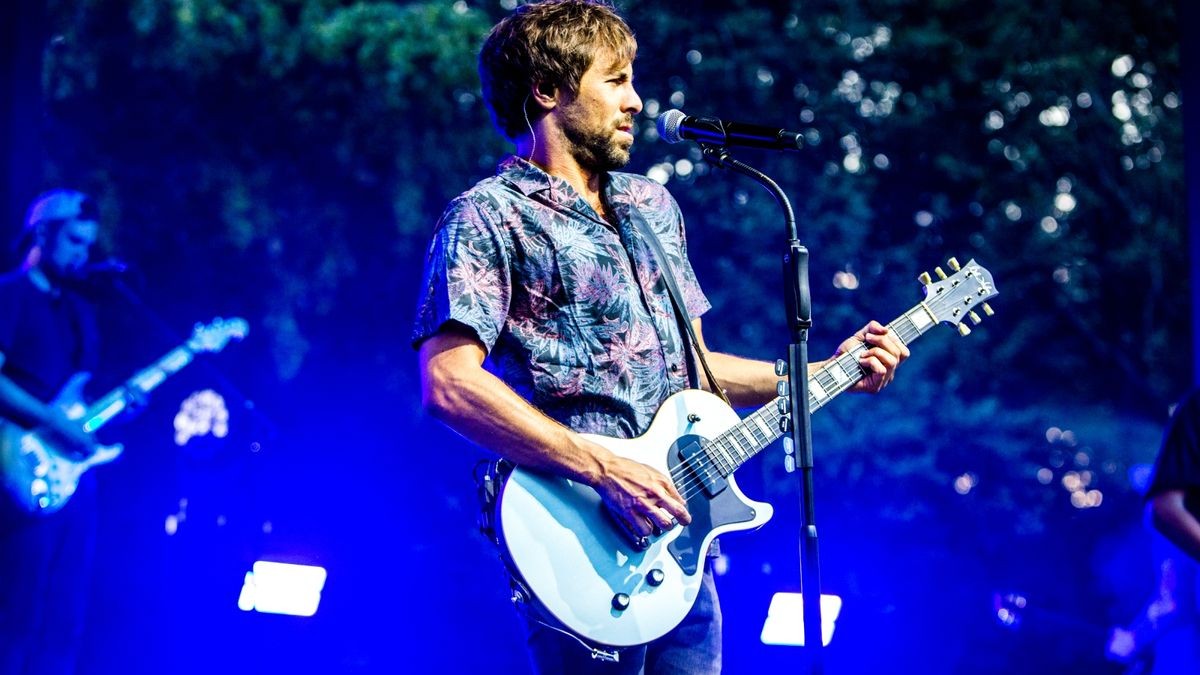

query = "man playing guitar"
[
  {"left": 413, "top": 1, "right": 910, "bottom": 671},
  {"left": 0, "top": 189, "right": 104, "bottom": 675}
]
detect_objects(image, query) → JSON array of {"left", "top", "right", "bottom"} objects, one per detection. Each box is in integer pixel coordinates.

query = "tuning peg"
[
  {"left": 776, "top": 398, "right": 790, "bottom": 415},
  {"left": 958, "top": 323, "right": 972, "bottom": 337},
  {"left": 947, "top": 257, "right": 961, "bottom": 272},
  {"left": 934, "top": 266, "right": 948, "bottom": 280},
  {"left": 776, "top": 381, "right": 788, "bottom": 397},
  {"left": 918, "top": 271, "right": 932, "bottom": 285},
  {"left": 982, "top": 302, "right": 995, "bottom": 316},
  {"left": 969, "top": 311, "right": 982, "bottom": 325},
  {"left": 774, "top": 359, "right": 788, "bottom": 376}
]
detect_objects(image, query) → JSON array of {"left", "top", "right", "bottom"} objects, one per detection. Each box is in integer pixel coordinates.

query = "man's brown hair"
[{"left": 479, "top": 0, "right": 637, "bottom": 140}]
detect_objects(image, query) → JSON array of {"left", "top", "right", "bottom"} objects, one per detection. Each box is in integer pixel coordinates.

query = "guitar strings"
[
  {"left": 664, "top": 316, "right": 929, "bottom": 504},
  {"left": 664, "top": 349, "right": 866, "bottom": 502},
  {"left": 666, "top": 282, "right": 975, "bottom": 503}
]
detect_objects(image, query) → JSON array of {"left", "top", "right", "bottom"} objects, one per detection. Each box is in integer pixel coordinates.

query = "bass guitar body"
[
  {"left": 0, "top": 373, "right": 122, "bottom": 514},
  {"left": 0, "top": 316, "right": 247, "bottom": 515}
]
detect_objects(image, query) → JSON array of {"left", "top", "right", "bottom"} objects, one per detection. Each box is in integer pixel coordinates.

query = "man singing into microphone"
[{"left": 412, "top": 1, "right": 909, "bottom": 672}]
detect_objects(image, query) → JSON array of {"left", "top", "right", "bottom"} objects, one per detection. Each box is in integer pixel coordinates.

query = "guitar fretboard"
[
  {"left": 75, "top": 317, "right": 247, "bottom": 434},
  {"left": 80, "top": 346, "right": 199, "bottom": 433},
  {"left": 700, "top": 302, "right": 941, "bottom": 478}
]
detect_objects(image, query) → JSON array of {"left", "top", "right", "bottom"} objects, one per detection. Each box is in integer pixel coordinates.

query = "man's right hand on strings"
[{"left": 592, "top": 449, "right": 692, "bottom": 539}]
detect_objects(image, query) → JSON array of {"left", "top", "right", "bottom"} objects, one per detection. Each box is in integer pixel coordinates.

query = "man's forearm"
[
  {"left": 421, "top": 350, "right": 614, "bottom": 486},
  {"left": 1149, "top": 491, "right": 1200, "bottom": 563},
  {"left": 702, "top": 351, "right": 837, "bottom": 409},
  {"left": 0, "top": 374, "right": 56, "bottom": 428},
  {"left": 699, "top": 351, "right": 780, "bottom": 408}
]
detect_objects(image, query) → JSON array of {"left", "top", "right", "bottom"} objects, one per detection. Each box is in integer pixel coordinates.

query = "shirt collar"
[
  {"left": 497, "top": 155, "right": 572, "bottom": 198},
  {"left": 497, "top": 155, "right": 633, "bottom": 222}
]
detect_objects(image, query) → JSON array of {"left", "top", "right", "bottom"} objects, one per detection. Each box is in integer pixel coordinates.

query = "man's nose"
[{"left": 624, "top": 84, "right": 642, "bottom": 115}]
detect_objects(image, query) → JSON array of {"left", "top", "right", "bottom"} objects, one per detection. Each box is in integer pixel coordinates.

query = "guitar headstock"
[
  {"left": 918, "top": 257, "right": 998, "bottom": 336},
  {"left": 188, "top": 317, "right": 250, "bottom": 354}
]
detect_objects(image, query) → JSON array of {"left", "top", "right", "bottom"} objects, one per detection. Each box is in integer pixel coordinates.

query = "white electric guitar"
[
  {"left": 497, "top": 258, "right": 998, "bottom": 648},
  {"left": 0, "top": 317, "right": 248, "bottom": 515}
]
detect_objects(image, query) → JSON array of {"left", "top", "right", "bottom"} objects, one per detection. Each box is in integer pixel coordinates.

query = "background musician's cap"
[{"left": 24, "top": 189, "right": 99, "bottom": 231}]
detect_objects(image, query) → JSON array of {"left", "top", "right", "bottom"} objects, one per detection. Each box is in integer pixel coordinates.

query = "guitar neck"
[
  {"left": 79, "top": 345, "right": 197, "bottom": 433},
  {"left": 704, "top": 302, "right": 942, "bottom": 476}
]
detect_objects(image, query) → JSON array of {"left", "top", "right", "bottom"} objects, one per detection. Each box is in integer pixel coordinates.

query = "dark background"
[{"left": 1, "top": 0, "right": 1192, "bottom": 672}]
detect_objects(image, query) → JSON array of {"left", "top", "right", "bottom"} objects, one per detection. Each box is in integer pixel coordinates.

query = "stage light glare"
[
  {"left": 174, "top": 389, "right": 230, "bottom": 446},
  {"left": 760, "top": 592, "right": 842, "bottom": 647},
  {"left": 237, "top": 561, "right": 327, "bottom": 617}
]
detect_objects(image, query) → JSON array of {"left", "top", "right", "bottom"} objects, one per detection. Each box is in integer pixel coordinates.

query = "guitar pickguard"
[{"left": 667, "top": 434, "right": 759, "bottom": 575}]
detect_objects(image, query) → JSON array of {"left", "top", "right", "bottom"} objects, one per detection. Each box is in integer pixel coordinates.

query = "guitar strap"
[
  {"left": 627, "top": 209, "right": 731, "bottom": 407},
  {"left": 497, "top": 166, "right": 728, "bottom": 403}
]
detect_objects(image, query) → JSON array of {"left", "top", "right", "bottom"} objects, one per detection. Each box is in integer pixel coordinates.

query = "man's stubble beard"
[
  {"left": 563, "top": 117, "right": 633, "bottom": 173},
  {"left": 40, "top": 259, "right": 86, "bottom": 288}
]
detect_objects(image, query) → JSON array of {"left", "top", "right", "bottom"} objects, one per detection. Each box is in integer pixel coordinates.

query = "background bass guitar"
[{"left": 0, "top": 316, "right": 247, "bottom": 515}]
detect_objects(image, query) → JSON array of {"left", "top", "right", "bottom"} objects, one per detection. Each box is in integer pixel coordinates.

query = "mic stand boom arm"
[{"left": 700, "top": 144, "right": 824, "bottom": 672}]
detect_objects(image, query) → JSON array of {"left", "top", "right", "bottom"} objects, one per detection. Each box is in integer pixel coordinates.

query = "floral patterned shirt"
[{"left": 412, "top": 156, "right": 710, "bottom": 439}]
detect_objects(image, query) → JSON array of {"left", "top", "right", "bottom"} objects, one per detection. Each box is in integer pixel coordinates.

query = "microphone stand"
[{"left": 700, "top": 144, "right": 824, "bottom": 672}]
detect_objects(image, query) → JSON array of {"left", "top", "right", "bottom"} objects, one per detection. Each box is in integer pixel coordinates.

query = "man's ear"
[{"left": 530, "top": 80, "right": 557, "bottom": 111}]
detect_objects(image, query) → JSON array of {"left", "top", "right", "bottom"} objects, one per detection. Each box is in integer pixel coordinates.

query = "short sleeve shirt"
[
  {"left": 412, "top": 156, "right": 710, "bottom": 439},
  {"left": 0, "top": 272, "right": 99, "bottom": 415}
]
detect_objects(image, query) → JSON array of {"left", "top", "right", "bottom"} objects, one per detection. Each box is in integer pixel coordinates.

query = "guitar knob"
[
  {"left": 982, "top": 302, "right": 995, "bottom": 316},
  {"left": 918, "top": 271, "right": 932, "bottom": 286},
  {"left": 646, "top": 569, "right": 665, "bottom": 587},
  {"left": 774, "top": 359, "right": 788, "bottom": 376},
  {"left": 776, "top": 381, "right": 787, "bottom": 397},
  {"left": 969, "top": 311, "right": 982, "bottom": 325},
  {"left": 958, "top": 323, "right": 972, "bottom": 337},
  {"left": 612, "top": 593, "right": 631, "bottom": 611},
  {"left": 935, "top": 266, "right": 948, "bottom": 280},
  {"left": 947, "top": 257, "right": 961, "bottom": 271}
]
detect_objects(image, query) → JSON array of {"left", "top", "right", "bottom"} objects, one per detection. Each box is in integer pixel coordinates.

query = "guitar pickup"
[{"left": 674, "top": 436, "right": 727, "bottom": 498}]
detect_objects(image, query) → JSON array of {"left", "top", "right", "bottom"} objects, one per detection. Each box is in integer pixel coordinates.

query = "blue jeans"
[{"left": 522, "top": 563, "right": 722, "bottom": 675}]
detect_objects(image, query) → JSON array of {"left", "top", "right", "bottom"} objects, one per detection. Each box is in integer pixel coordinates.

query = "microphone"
[
  {"left": 79, "top": 258, "right": 129, "bottom": 276},
  {"left": 657, "top": 109, "right": 803, "bottom": 151}
]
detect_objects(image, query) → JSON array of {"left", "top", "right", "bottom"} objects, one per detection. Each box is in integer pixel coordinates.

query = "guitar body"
[
  {"left": 497, "top": 389, "right": 774, "bottom": 647},
  {"left": 494, "top": 258, "right": 999, "bottom": 649},
  {"left": 0, "top": 316, "right": 247, "bottom": 516},
  {"left": 0, "top": 373, "right": 123, "bottom": 515}
]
